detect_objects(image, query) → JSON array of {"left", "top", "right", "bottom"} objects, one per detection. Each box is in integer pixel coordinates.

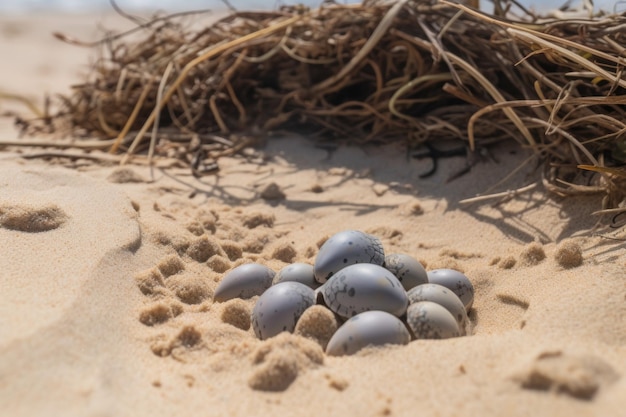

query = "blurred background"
[{"left": 0, "top": 0, "right": 624, "bottom": 15}]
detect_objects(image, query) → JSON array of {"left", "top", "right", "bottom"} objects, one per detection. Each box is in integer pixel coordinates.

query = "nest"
[{"left": 17, "top": 0, "right": 626, "bottom": 212}]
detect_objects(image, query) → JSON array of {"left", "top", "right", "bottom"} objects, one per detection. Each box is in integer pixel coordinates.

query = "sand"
[{"left": 1, "top": 11, "right": 625, "bottom": 417}]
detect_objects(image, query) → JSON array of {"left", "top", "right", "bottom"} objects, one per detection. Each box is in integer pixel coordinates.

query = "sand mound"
[{"left": 1, "top": 13, "right": 626, "bottom": 415}]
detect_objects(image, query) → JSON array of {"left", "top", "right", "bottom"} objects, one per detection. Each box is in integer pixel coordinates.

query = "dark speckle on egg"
[{"left": 313, "top": 230, "right": 385, "bottom": 284}]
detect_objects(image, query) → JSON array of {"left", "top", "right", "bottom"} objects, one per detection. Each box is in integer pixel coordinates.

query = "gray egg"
[
  {"left": 407, "top": 283, "right": 469, "bottom": 335},
  {"left": 326, "top": 310, "right": 411, "bottom": 356},
  {"left": 273, "top": 262, "right": 319, "bottom": 289},
  {"left": 406, "top": 301, "right": 460, "bottom": 340},
  {"left": 427, "top": 269, "right": 474, "bottom": 311},
  {"left": 314, "top": 230, "right": 385, "bottom": 284},
  {"left": 384, "top": 253, "right": 428, "bottom": 291},
  {"left": 214, "top": 263, "right": 275, "bottom": 302},
  {"left": 251, "top": 281, "right": 315, "bottom": 340},
  {"left": 322, "top": 263, "right": 408, "bottom": 319}
]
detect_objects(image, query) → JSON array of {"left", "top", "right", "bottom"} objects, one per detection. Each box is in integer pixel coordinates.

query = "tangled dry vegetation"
[{"left": 11, "top": 0, "right": 626, "bottom": 212}]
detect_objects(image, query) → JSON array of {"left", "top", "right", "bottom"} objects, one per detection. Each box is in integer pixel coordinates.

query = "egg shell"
[
  {"left": 427, "top": 269, "right": 474, "bottom": 311},
  {"left": 407, "top": 283, "right": 469, "bottom": 335},
  {"left": 326, "top": 310, "right": 411, "bottom": 356},
  {"left": 384, "top": 253, "right": 428, "bottom": 291},
  {"left": 406, "top": 301, "right": 460, "bottom": 340},
  {"left": 214, "top": 263, "right": 275, "bottom": 302},
  {"left": 322, "top": 263, "right": 408, "bottom": 318},
  {"left": 314, "top": 230, "right": 385, "bottom": 284},
  {"left": 273, "top": 262, "right": 319, "bottom": 289},
  {"left": 251, "top": 281, "right": 316, "bottom": 340}
]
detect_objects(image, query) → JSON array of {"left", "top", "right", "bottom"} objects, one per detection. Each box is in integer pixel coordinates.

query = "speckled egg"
[
  {"left": 406, "top": 301, "right": 460, "bottom": 340},
  {"left": 322, "top": 263, "right": 408, "bottom": 318},
  {"left": 214, "top": 263, "right": 275, "bottom": 302},
  {"left": 407, "top": 283, "right": 469, "bottom": 335},
  {"left": 326, "top": 310, "right": 411, "bottom": 356},
  {"left": 314, "top": 230, "right": 385, "bottom": 284},
  {"left": 427, "top": 269, "right": 474, "bottom": 311},
  {"left": 251, "top": 281, "right": 315, "bottom": 340},
  {"left": 272, "top": 262, "right": 319, "bottom": 289},
  {"left": 384, "top": 253, "right": 428, "bottom": 291}
]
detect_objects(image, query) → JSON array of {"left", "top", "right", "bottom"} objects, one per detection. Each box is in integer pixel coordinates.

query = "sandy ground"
[{"left": 1, "top": 11, "right": 625, "bottom": 417}]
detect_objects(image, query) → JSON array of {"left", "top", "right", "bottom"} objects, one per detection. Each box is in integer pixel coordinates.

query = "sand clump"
[
  {"left": 260, "top": 182, "right": 286, "bottom": 201},
  {"left": 248, "top": 333, "right": 324, "bottom": 392},
  {"left": 150, "top": 325, "right": 206, "bottom": 358},
  {"left": 175, "top": 326, "right": 204, "bottom": 350},
  {"left": 242, "top": 212, "right": 275, "bottom": 229},
  {"left": 165, "top": 272, "right": 213, "bottom": 305},
  {"left": 271, "top": 242, "right": 298, "bottom": 263},
  {"left": 186, "top": 234, "right": 225, "bottom": 263},
  {"left": 207, "top": 255, "right": 232, "bottom": 273},
  {"left": 554, "top": 240, "right": 584, "bottom": 269},
  {"left": 220, "top": 240, "right": 244, "bottom": 261},
  {"left": 152, "top": 228, "right": 193, "bottom": 254},
  {"left": 185, "top": 220, "right": 206, "bottom": 236},
  {"left": 426, "top": 256, "right": 465, "bottom": 273},
  {"left": 220, "top": 299, "right": 252, "bottom": 331},
  {"left": 107, "top": 167, "right": 146, "bottom": 184},
  {"left": 0, "top": 203, "right": 67, "bottom": 232},
  {"left": 498, "top": 256, "right": 517, "bottom": 270},
  {"left": 513, "top": 351, "right": 620, "bottom": 400},
  {"left": 519, "top": 242, "right": 547, "bottom": 266},
  {"left": 200, "top": 213, "right": 219, "bottom": 232},
  {"left": 134, "top": 267, "right": 166, "bottom": 296},
  {"left": 156, "top": 254, "right": 186, "bottom": 277},
  {"left": 295, "top": 305, "right": 339, "bottom": 350},
  {"left": 241, "top": 229, "right": 276, "bottom": 254},
  {"left": 139, "top": 301, "right": 184, "bottom": 326}
]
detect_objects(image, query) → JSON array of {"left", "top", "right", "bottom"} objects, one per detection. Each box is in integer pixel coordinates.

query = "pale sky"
[{"left": 0, "top": 0, "right": 623, "bottom": 15}]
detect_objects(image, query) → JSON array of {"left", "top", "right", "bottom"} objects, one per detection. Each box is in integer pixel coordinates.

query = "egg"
[
  {"left": 214, "top": 263, "right": 275, "bottom": 302},
  {"left": 251, "top": 281, "right": 316, "bottom": 340},
  {"left": 326, "top": 310, "right": 411, "bottom": 356},
  {"left": 406, "top": 301, "right": 460, "bottom": 340},
  {"left": 322, "top": 263, "right": 408, "bottom": 319},
  {"left": 427, "top": 269, "right": 474, "bottom": 311},
  {"left": 407, "top": 283, "right": 469, "bottom": 335},
  {"left": 384, "top": 253, "right": 428, "bottom": 291},
  {"left": 272, "top": 262, "right": 319, "bottom": 289},
  {"left": 314, "top": 230, "right": 385, "bottom": 284}
]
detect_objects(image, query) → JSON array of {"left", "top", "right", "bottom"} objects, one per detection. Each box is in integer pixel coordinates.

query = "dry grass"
[{"left": 8, "top": 0, "right": 626, "bottom": 211}]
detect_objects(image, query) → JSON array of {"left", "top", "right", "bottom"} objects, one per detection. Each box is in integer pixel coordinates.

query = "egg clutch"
[{"left": 214, "top": 230, "right": 474, "bottom": 356}]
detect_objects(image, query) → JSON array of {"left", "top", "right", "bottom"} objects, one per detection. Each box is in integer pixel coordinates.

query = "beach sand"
[{"left": 1, "top": 12, "right": 625, "bottom": 417}]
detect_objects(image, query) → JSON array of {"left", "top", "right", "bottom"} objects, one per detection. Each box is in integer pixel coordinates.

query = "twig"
[
  {"left": 459, "top": 182, "right": 538, "bottom": 204},
  {"left": 148, "top": 61, "right": 174, "bottom": 172},
  {"left": 0, "top": 92, "right": 43, "bottom": 117},
  {"left": 310, "top": 0, "right": 409, "bottom": 93},
  {"left": 7, "top": 150, "right": 124, "bottom": 163},
  {"left": 507, "top": 28, "right": 626, "bottom": 90},
  {"left": 0, "top": 138, "right": 116, "bottom": 149},
  {"left": 523, "top": 116, "right": 599, "bottom": 165},
  {"left": 110, "top": 78, "right": 155, "bottom": 153},
  {"left": 53, "top": 7, "right": 213, "bottom": 48},
  {"left": 389, "top": 73, "right": 453, "bottom": 122}
]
